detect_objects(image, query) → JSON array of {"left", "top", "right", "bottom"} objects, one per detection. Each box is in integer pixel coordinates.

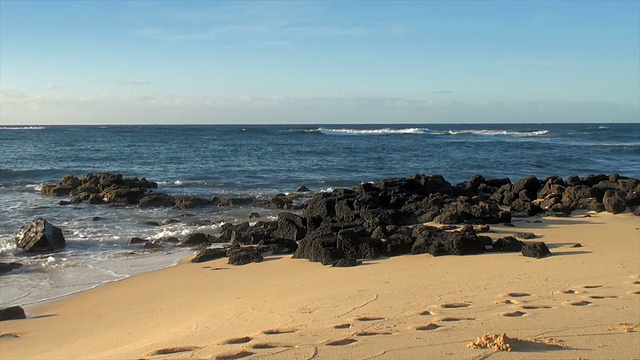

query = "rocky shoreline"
[{"left": 16, "top": 172, "right": 638, "bottom": 265}]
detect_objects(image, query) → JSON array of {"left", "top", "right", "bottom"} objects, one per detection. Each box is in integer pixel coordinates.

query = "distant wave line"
[
  {"left": 0, "top": 126, "right": 46, "bottom": 130},
  {"left": 287, "top": 127, "right": 550, "bottom": 137}
]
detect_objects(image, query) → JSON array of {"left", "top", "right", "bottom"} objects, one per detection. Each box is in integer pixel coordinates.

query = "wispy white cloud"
[
  {"left": 46, "top": 83, "right": 63, "bottom": 90},
  {"left": 2, "top": 90, "right": 638, "bottom": 125}
]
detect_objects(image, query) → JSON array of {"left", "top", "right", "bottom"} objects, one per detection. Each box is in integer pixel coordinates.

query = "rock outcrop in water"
[
  {"left": 40, "top": 173, "right": 306, "bottom": 210},
  {"left": 15, "top": 218, "right": 65, "bottom": 253}
]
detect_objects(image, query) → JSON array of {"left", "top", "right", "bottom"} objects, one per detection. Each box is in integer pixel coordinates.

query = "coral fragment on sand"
[{"left": 467, "top": 333, "right": 513, "bottom": 352}]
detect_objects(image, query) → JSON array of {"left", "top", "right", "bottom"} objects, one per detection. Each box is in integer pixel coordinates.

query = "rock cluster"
[
  {"left": 41, "top": 173, "right": 305, "bottom": 210},
  {"left": 34, "top": 172, "right": 640, "bottom": 265}
]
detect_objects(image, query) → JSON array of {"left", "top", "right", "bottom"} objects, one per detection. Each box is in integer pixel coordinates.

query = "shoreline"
[{"left": 1, "top": 210, "right": 638, "bottom": 359}]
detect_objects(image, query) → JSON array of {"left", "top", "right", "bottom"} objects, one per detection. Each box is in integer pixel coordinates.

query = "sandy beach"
[{"left": 1, "top": 211, "right": 638, "bottom": 360}]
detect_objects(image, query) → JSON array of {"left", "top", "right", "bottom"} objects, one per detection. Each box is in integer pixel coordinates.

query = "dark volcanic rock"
[
  {"left": 293, "top": 231, "right": 343, "bottom": 265},
  {"left": 0, "top": 262, "right": 23, "bottom": 275},
  {"left": 41, "top": 184, "right": 75, "bottom": 196},
  {"left": 581, "top": 174, "right": 608, "bottom": 187},
  {"left": 512, "top": 176, "right": 540, "bottom": 198},
  {"left": 602, "top": 189, "right": 627, "bottom": 214},
  {"left": 492, "top": 236, "right": 525, "bottom": 252},
  {"left": 15, "top": 218, "right": 66, "bottom": 253},
  {"left": 510, "top": 199, "right": 543, "bottom": 216},
  {"left": 180, "top": 232, "right": 219, "bottom": 246},
  {"left": 129, "top": 237, "right": 148, "bottom": 244},
  {"left": 227, "top": 247, "right": 263, "bottom": 265},
  {"left": 332, "top": 258, "right": 362, "bottom": 267},
  {"left": 434, "top": 199, "right": 509, "bottom": 224},
  {"left": 298, "top": 186, "right": 310, "bottom": 192},
  {"left": 302, "top": 194, "right": 336, "bottom": 219},
  {"left": 174, "top": 196, "right": 211, "bottom": 209},
  {"left": 101, "top": 186, "right": 146, "bottom": 205},
  {"left": 336, "top": 229, "right": 383, "bottom": 259},
  {"left": 191, "top": 248, "right": 228, "bottom": 263},
  {"left": 562, "top": 185, "right": 599, "bottom": 209},
  {"left": 521, "top": 242, "right": 551, "bottom": 258},
  {"left": 271, "top": 212, "right": 307, "bottom": 241},
  {"left": 256, "top": 238, "right": 298, "bottom": 255},
  {"left": 411, "top": 226, "right": 485, "bottom": 256},
  {"left": 382, "top": 227, "right": 415, "bottom": 256},
  {"left": 0, "top": 306, "right": 27, "bottom": 321},
  {"left": 138, "top": 192, "right": 175, "bottom": 207}
]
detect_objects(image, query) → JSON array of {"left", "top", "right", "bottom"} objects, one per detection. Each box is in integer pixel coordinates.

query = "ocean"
[{"left": 1, "top": 123, "right": 639, "bottom": 308}]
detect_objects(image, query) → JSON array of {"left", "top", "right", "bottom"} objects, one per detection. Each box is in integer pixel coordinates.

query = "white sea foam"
[
  {"left": 25, "top": 184, "right": 44, "bottom": 191},
  {"left": 0, "top": 126, "right": 46, "bottom": 130},
  {"left": 443, "top": 129, "right": 550, "bottom": 137},
  {"left": 316, "top": 127, "right": 428, "bottom": 136}
]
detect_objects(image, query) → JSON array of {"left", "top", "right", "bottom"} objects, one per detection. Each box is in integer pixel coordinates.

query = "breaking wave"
[
  {"left": 307, "top": 127, "right": 429, "bottom": 135},
  {"left": 439, "top": 129, "right": 550, "bottom": 137},
  {"left": 0, "top": 126, "right": 46, "bottom": 130}
]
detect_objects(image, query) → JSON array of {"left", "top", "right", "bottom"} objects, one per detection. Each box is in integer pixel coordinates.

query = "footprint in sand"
[
  {"left": 415, "top": 324, "right": 441, "bottom": 331},
  {"left": 0, "top": 333, "right": 19, "bottom": 339},
  {"left": 419, "top": 310, "right": 432, "bottom": 316},
  {"left": 439, "top": 316, "right": 475, "bottom": 322},
  {"left": 583, "top": 285, "right": 603, "bottom": 289},
  {"left": 567, "top": 300, "right": 591, "bottom": 306},
  {"left": 252, "top": 343, "right": 293, "bottom": 350},
  {"left": 222, "top": 336, "right": 252, "bottom": 345},
  {"left": 263, "top": 328, "right": 296, "bottom": 335},
  {"left": 502, "top": 311, "right": 526, "bottom": 317},
  {"left": 589, "top": 295, "right": 618, "bottom": 300},
  {"left": 354, "top": 316, "right": 385, "bottom": 322},
  {"left": 147, "top": 346, "right": 199, "bottom": 356},
  {"left": 501, "top": 292, "right": 530, "bottom": 298},
  {"left": 522, "top": 305, "right": 552, "bottom": 310},
  {"left": 356, "top": 331, "right": 392, "bottom": 337},
  {"left": 562, "top": 289, "right": 577, "bottom": 294},
  {"left": 326, "top": 338, "right": 357, "bottom": 346},
  {"left": 440, "top": 302, "right": 471, "bottom": 309},
  {"left": 629, "top": 290, "right": 640, "bottom": 295},
  {"left": 215, "top": 350, "right": 255, "bottom": 360},
  {"left": 334, "top": 323, "right": 351, "bottom": 329}
]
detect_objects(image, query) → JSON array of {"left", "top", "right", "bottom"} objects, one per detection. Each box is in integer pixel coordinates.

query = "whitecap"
[
  {"left": 317, "top": 127, "right": 428, "bottom": 136},
  {"left": 0, "top": 126, "right": 46, "bottom": 130},
  {"left": 443, "top": 129, "right": 549, "bottom": 137}
]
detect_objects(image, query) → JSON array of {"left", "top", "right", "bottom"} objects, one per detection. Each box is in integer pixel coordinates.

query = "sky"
[{"left": 0, "top": 0, "right": 638, "bottom": 124}]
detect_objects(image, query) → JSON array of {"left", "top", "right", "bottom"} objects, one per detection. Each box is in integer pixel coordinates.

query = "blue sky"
[{"left": 1, "top": 0, "right": 638, "bottom": 124}]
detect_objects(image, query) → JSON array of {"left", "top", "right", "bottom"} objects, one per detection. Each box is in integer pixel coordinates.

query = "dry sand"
[{"left": 1, "top": 211, "right": 639, "bottom": 360}]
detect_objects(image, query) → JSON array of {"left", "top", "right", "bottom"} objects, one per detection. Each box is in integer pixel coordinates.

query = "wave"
[
  {"left": 437, "top": 129, "right": 550, "bottom": 137},
  {"left": 0, "top": 126, "right": 46, "bottom": 130},
  {"left": 306, "top": 127, "right": 429, "bottom": 136}
]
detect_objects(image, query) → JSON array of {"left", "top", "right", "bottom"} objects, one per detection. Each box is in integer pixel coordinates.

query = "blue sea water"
[{"left": 1, "top": 123, "right": 639, "bottom": 308}]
